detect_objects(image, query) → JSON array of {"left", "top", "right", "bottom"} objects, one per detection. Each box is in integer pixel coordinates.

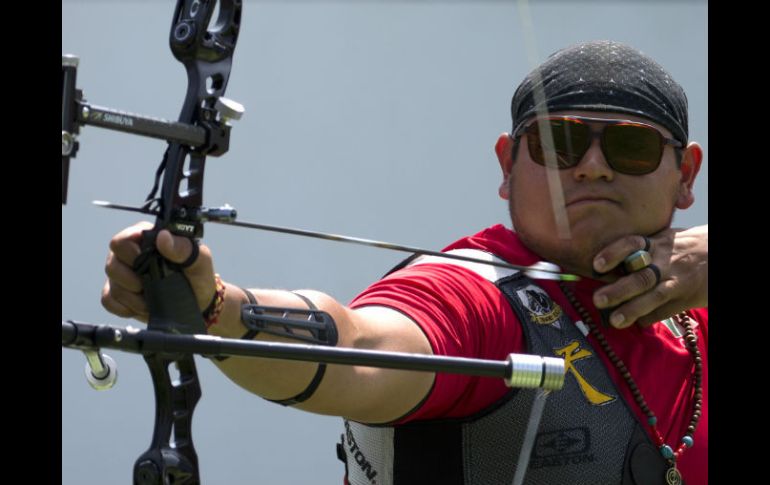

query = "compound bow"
[{"left": 62, "top": 2, "right": 569, "bottom": 484}]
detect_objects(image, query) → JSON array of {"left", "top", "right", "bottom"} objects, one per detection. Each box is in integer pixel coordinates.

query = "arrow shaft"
[{"left": 93, "top": 200, "right": 579, "bottom": 281}]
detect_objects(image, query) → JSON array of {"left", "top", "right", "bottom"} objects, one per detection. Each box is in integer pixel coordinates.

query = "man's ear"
[
  {"left": 675, "top": 142, "right": 703, "bottom": 209},
  {"left": 496, "top": 133, "right": 514, "bottom": 200}
]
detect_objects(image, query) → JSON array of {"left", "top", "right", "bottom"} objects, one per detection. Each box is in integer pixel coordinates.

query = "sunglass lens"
[
  {"left": 603, "top": 124, "right": 663, "bottom": 174},
  {"left": 527, "top": 119, "right": 590, "bottom": 168}
]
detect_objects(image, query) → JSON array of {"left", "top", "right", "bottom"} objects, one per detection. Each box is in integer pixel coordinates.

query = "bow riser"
[{"left": 127, "top": 3, "right": 243, "bottom": 484}]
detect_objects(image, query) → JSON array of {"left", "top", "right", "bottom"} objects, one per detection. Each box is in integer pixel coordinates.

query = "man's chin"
[
  {"left": 516, "top": 230, "right": 590, "bottom": 275},
  {"left": 519, "top": 227, "right": 628, "bottom": 277}
]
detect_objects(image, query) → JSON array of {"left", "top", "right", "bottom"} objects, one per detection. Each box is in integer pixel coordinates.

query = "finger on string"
[
  {"left": 605, "top": 280, "right": 675, "bottom": 329},
  {"left": 594, "top": 265, "right": 662, "bottom": 310},
  {"left": 593, "top": 234, "right": 652, "bottom": 275}
]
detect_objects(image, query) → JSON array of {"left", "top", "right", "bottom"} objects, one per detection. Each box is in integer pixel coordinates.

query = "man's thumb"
[{"left": 155, "top": 229, "right": 195, "bottom": 265}]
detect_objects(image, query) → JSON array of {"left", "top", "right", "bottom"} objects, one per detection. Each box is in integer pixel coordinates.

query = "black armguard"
[
  {"left": 208, "top": 289, "right": 338, "bottom": 405},
  {"left": 260, "top": 292, "right": 337, "bottom": 406}
]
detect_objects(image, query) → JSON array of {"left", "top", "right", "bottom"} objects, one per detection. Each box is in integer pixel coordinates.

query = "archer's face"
[{"left": 496, "top": 110, "right": 698, "bottom": 275}]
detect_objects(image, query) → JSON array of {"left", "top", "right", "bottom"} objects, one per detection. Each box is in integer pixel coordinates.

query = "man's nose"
[{"left": 573, "top": 137, "right": 614, "bottom": 181}]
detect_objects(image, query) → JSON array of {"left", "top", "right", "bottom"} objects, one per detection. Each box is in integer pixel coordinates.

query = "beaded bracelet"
[{"left": 202, "top": 274, "right": 226, "bottom": 329}]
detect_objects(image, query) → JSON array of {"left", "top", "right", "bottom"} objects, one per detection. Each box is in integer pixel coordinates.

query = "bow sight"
[{"left": 61, "top": 2, "right": 244, "bottom": 208}]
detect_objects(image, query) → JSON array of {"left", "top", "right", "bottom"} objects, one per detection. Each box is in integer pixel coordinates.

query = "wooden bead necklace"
[{"left": 559, "top": 283, "right": 702, "bottom": 485}]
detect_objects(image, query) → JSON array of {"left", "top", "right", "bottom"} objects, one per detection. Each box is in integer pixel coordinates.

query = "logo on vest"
[
  {"left": 517, "top": 285, "right": 563, "bottom": 326},
  {"left": 530, "top": 427, "right": 595, "bottom": 469},
  {"left": 344, "top": 421, "right": 379, "bottom": 483},
  {"left": 555, "top": 341, "right": 616, "bottom": 406}
]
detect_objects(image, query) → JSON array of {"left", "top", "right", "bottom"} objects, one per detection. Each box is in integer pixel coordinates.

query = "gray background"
[{"left": 62, "top": 1, "right": 707, "bottom": 483}]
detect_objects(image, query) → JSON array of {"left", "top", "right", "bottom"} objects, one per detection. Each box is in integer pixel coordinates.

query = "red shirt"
[{"left": 350, "top": 224, "right": 708, "bottom": 484}]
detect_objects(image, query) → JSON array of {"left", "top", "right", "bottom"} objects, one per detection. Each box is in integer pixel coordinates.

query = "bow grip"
[{"left": 134, "top": 229, "right": 206, "bottom": 335}]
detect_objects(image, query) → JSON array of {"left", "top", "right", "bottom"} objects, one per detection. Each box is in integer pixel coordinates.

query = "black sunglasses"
[{"left": 513, "top": 116, "right": 684, "bottom": 175}]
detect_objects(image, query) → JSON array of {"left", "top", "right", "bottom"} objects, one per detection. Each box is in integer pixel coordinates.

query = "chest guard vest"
[{"left": 337, "top": 249, "right": 675, "bottom": 485}]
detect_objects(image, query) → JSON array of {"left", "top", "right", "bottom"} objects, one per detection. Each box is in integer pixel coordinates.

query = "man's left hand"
[{"left": 591, "top": 225, "right": 708, "bottom": 328}]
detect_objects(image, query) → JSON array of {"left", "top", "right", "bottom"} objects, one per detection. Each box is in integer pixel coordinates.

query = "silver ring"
[{"left": 623, "top": 250, "right": 652, "bottom": 273}]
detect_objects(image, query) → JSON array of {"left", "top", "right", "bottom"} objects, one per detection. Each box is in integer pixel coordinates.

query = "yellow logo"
[
  {"left": 530, "top": 306, "right": 562, "bottom": 325},
  {"left": 555, "top": 341, "right": 615, "bottom": 405}
]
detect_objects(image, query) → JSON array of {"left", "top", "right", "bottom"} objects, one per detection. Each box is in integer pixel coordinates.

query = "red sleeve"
[{"left": 349, "top": 263, "right": 525, "bottom": 423}]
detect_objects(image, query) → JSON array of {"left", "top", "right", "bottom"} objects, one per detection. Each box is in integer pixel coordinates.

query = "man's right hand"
[
  {"left": 100, "top": 221, "right": 218, "bottom": 324},
  {"left": 99, "top": 223, "right": 435, "bottom": 424}
]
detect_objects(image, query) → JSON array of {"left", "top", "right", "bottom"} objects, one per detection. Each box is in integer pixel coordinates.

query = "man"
[{"left": 102, "top": 41, "right": 707, "bottom": 484}]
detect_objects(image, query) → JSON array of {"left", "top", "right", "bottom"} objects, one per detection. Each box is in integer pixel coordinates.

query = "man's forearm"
[
  {"left": 203, "top": 282, "right": 435, "bottom": 423},
  {"left": 206, "top": 284, "right": 350, "bottom": 404}
]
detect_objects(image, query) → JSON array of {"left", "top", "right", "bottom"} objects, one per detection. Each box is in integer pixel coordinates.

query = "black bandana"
[{"left": 511, "top": 40, "right": 688, "bottom": 145}]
